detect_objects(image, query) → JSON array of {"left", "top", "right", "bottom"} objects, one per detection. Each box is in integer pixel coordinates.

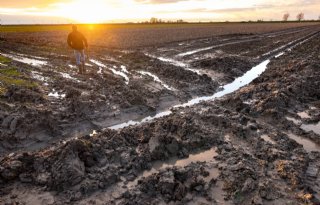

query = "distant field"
[{"left": 1, "top": 22, "right": 319, "bottom": 49}]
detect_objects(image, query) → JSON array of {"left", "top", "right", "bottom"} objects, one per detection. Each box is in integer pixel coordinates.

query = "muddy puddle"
[
  {"left": 262, "top": 31, "right": 318, "bottom": 57},
  {"left": 109, "top": 111, "right": 172, "bottom": 130},
  {"left": 287, "top": 133, "right": 320, "bottom": 153},
  {"left": 110, "top": 59, "right": 271, "bottom": 130},
  {"left": 120, "top": 65, "right": 129, "bottom": 74},
  {"left": 179, "top": 59, "right": 271, "bottom": 107},
  {"left": 48, "top": 89, "right": 66, "bottom": 99},
  {"left": 146, "top": 54, "right": 201, "bottom": 74},
  {"left": 1, "top": 53, "right": 48, "bottom": 67},
  {"left": 31, "top": 71, "right": 49, "bottom": 82},
  {"left": 138, "top": 71, "right": 175, "bottom": 91},
  {"left": 301, "top": 121, "right": 320, "bottom": 135},
  {"left": 287, "top": 113, "right": 319, "bottom": 135},
  {"left": 297, "top": 111, "right": 311, "bottom": 119},
  {"left": 286, "top": 117, "right": 301, "bottom": 124},
  {"left": 177, "top": 38, "right": 258, "bottom": 57},
  {"left": 128, "top": 148, "right": 218, "bottom": 188},
  {"left": 90, "top": 59, "right": 130, "bottom": 84},
  {"left": 261, "top": 134, "right": 276, "bottom": 144}
]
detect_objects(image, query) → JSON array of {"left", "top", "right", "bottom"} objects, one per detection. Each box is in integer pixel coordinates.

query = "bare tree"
[
  {"left": 318, "top": 15, "right": 320, "bottom": 21},
  {"left": 150, "top": 17, "right": 158, "bottom": 24},
  {"left": 296, "top": 13, "right": 304, "bottom": 21},
  {"left": 283, "top": 13, "right": 290, "bottom": 21}
]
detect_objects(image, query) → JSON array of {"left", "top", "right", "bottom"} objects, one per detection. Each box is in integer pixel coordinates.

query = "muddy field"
[{"left": 0, "top": 23, "right": 320, "bottom": 205}]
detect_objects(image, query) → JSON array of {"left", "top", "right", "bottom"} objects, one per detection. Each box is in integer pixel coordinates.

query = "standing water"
[
  {"left": 109, "top": 33, "right": 318, "bottom": 130},
  {"left": 301, "top": 122, "right": 320, "bottom": 135},
  {"left": 127, "top": 148, "right": 218, "bottom": 188},
  {"left": 287, "top": 133, "right": 320, "bottom": 153},
  {"left": 110, "top": 59, "right": 270, "bottom": 130}
]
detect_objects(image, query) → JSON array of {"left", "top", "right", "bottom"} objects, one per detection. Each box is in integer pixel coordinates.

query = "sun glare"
[{"left": 56, "top": 0, "right": 110, "bottom": 23}]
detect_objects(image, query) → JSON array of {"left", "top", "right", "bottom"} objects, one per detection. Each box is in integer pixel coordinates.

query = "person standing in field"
[{"left": 67, "top": 25, "right": 88, "bottom": 74}]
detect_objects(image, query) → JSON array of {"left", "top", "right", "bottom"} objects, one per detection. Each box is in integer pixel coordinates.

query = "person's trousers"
[{"left": 74, "top": 49, "right": 86, "bottom": 65}]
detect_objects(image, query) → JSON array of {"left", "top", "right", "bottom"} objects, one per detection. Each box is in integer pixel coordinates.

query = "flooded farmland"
[{"left": 0, "top": 23, "right": 320, "bottom": 205}]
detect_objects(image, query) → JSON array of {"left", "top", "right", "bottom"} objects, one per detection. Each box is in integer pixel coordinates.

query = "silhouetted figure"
[{"left": 67, "top": 25, "right": 88, "bottom": 74}]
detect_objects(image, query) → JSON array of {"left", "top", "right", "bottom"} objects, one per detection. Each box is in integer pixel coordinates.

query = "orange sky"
[{"left": 0, "top": 0, "right": 319, "bottom": 24}]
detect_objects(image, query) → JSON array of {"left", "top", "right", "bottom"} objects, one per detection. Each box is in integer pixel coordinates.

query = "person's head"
[{"left": 72, "top": 25, "right": 77, "bottom": 32}]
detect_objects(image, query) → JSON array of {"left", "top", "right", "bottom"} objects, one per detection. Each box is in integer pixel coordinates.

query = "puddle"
[
  {"left": 176, "top": 59, "right": 271, "bottom": 108},
  {"left": 275, "top": 52, "right": 284, "bottom": 58},
  {"left": 31, "top": 71, "right": 49, "bottom": 82},
  {"left": 88, "top": 148, "right": 219, "bottom": 203},
  {"left": 48, "top": 89, "right": 66, "bottom": 99},
  {"left": 178, "top": 46, "right": 215, "bottom": 57},
  {"left": 301, "top": 122, "right": 320, "bottom": 135},
  {"left": 108, "top": 34, "right": 315, "bottom": 131},
  {"left": 287, "top": 133, "right": 320, "bottom": 153},
  {"left": 59, "top": 72, "right": 81, "bottom": 82},
  {"left": 148, "top": 54, "right": 187, "bottom": 67},
  {"left": 210, "top": 181, "right": 232, "bottom": 205},
  {"left": 128, "top": 148, "right": 218, "bottom": 188},
  {"left": 110, "top": 67, "right": 130, "bottom": 85},
  {"left": 224, "top": 134, "right": 231, "bottom": 142},
  {"left": 1, "top": 53, "right": 47, "bottom": 67},
  {"left": 12, "top": 52, "right": 47, "bottom": 60},
  {"left": 146, "top": 54, "right": 202, "bottom": 75},
  {"left": 262, "top": 31, "right": 318, "bottom": 57},
  {"left": 120, "top": 65, "right": 129, "bottom": 74},
  {"left": 297, "top": 111, "right": 311, "bottom": 119},
  {"left": 138, "top": 71, "right": 175, "bottom": 91},
  {"left": 90, "top": 59, "right": 129, "bottom": 84},
  {"left": 243, "top": 99, "right": 257, "bottom": 105},
  {"left": 109, "top": 111, "right": 172, "bottom": 130},
  {"left": 110, "top": 59, "right": 271, "bottom": 130},
  {"left": 261, "top": 134, "right": 276, "bottom": 144},
  {"left": 286, "top": 117, "right": 301, "bottom": 125},
  {"left": 97, "top": 67, "right": 103, "bottom": 74},
  {"left": 148, "top": 136, "right": 159, "bottom": 152},
  {"left": 68, "top": 64, "right": 76, "bottom": 69},
  {"left": 89, "top": 130, "right": 98, "bottom": 137},
  {"left": 177, "top": 38, "right": 256, "bottom": 57}
]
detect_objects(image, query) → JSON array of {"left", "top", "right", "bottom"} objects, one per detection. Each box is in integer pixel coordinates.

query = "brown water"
[
  {"left": 261, "top": 134, "right": 276, "bottom": 144},
  {"left": 287, "top": 133, "right": 320, "bottom": 153},
  {"left": 128, "top": 148, "right": 218, "bottom": 188},
  {"left": 297, "top": 111, "right": 311, "bottom": 119},
  {"left": 301, "top": 122, "right": 320, "bottom": 135},
  {"left": 286, "top": 117, "right": 301, "bottom": 125}
]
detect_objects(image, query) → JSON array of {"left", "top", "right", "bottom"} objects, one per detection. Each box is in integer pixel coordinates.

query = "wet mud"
[{"left": 0, "top": 24, "right": 320, "bottom": 204}]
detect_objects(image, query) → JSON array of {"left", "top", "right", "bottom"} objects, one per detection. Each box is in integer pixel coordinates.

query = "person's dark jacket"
[{"left": 67, "top": 31, "right": 88, "bottom": 50}]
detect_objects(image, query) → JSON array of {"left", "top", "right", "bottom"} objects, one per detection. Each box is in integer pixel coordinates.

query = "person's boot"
[
  {"left": 82, "top": 64, "right": 86, "bottom": 74},
  {"left": 78, "top": 66, "right": 83, "bottom": 74}
]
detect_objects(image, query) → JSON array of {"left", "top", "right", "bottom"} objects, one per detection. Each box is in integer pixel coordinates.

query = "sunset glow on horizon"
[{"left": 0, "top": 0, "right": 319, "bottom": 24}]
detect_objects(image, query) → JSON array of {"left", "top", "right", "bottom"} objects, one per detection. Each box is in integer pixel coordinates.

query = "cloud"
[
  {"left": 135, "top": 0, "right": 190, "bottom": 4},
  {"left": 1, "top": 0, "right": 64, "bottom": 8}
]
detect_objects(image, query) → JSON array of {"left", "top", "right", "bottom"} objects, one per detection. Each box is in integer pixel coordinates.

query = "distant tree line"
[
  {"left": 141, "top": 17, "right": 188, "bottom": 24},
  {"left": 143, "top": 13, "right": 320, "bottom": 24}
]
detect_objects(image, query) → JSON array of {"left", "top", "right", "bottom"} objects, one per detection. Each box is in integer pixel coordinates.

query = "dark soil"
[{"left": 0, "top": 24, "right": 320, "bottom": 205}]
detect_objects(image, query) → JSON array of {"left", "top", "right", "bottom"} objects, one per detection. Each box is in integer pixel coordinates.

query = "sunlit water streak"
[
  {"left": 138, "top": 71, "right": 175, "bottom": 91},
  {"left": 110, "top": 59, "right": 270, "bottom": 130}
]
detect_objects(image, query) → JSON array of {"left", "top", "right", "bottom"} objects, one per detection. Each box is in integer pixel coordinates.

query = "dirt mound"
[
  {"left": 192, "top": 56, "right": 256, "bottom": 82},
  {"left": 4, "top": 86, "right": 44, "bottom": 103}
]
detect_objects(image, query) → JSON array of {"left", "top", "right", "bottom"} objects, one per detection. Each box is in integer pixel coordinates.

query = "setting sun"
[
  {"left": 0, "top": 0, "right": 320, "bottom": 24},
  {"left": 54, "top": 0, "right": 111, "bottom": 23}
]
